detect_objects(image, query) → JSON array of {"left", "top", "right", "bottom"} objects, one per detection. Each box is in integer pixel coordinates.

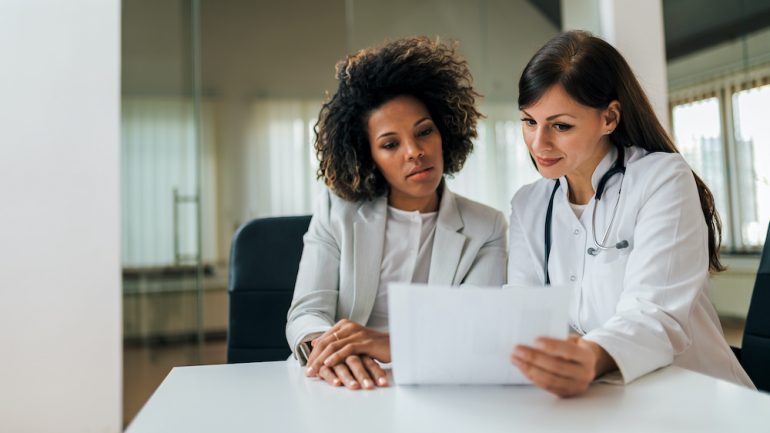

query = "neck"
[
  {"left": 566, "top": 141, "right": 612, "bottom": 205},
  {"left": 388, "top": 191, "right": 439, "bottom": 213},
  {"left": 566, "top": 173, "right": 594, "bottom": 205}
]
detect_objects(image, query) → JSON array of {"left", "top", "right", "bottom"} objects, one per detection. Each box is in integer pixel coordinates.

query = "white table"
[{"left": 126, "top": 361, "right": 769, "bottom": 433}]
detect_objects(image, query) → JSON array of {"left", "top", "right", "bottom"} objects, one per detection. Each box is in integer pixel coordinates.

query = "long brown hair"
[{"left": 519, "top": 30, "right": 725, "bottom": 273}]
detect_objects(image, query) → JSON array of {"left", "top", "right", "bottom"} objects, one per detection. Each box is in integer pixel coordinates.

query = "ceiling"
[{"left": 528, "top": 0, "right": 770, "bottom": 59}]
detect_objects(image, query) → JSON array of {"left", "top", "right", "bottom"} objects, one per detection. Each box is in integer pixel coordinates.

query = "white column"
[
  {"left": 0, "top": 1, "right": 122, "bottom": 432},
  {"left": 561, "top": 0, "right": 670, "bottom": 130}
]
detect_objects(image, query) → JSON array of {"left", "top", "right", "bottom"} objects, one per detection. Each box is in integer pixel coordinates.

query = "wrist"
[{"left": 581, "top": 339, "right": 617, "bottom": 379}]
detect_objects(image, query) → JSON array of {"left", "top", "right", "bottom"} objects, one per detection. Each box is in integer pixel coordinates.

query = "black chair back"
[
  {"left": 227, "top": 215, "right": 311, "bottom": 363},
  {"left": 740, "top": 222, "right": 770, "bottom": 391}
]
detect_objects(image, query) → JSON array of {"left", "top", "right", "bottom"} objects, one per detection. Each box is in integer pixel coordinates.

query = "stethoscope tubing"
[{"left": 543, "top": 146, "right": 629, "bottom": 285}]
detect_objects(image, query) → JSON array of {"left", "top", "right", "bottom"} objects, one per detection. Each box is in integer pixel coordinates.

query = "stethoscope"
[{"left": 544, "top": 145, "right": 630, "bottom": 285}]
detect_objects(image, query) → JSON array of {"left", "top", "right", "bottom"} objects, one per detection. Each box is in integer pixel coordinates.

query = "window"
[
  {"left": 733, "top": 84, "right": 770, "bottom": 247},
  {"left": 121, "top": 98, "right": 218, "bottom": 267},
  {"left": 672, "top": 98, "right": 731, "bottom": 247},
  {"left": 671, "top": 75, "right": 770, "bottom": 252},
  {"left": 447, "top": 103, "right": 541, "bottom": 214}
]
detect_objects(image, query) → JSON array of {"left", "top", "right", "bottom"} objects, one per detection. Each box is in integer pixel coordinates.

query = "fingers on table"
[
  {"left": 362, "top": 356, "right": 388, "bottom": 387},
  {"left": 345, "top": 356, "right": 374, "bottom": 389},
  {"left": 318, "top": 365, "right": 342, "bottom": 387},
  {"left": 333, "top": 363, "right": 360, "bottom": 390}
]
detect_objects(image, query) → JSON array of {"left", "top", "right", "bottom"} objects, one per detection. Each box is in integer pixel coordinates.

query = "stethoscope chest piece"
[{"left": 587, "top": 239, "right": 629, "bottom": 256}]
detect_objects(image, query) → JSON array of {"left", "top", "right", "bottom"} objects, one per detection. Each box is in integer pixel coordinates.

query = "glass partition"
[
  {"left": 121, "top": 0, "right": 561, "bottom": 426},
  {"left": 121, "top": 0, "right": 209, "bottom": 426}
]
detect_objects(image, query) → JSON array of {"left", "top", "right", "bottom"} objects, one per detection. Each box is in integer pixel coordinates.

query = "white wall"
[
  {"left": 562, "top": 0, "right": 670, "bottom": 129},
  {"left": 0, "top": 1, "right": 122, "bottom": 432}
]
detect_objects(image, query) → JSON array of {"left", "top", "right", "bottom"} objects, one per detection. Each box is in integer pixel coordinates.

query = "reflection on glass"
[
  {"left": 733, "top": 84, "right": 770, "bottom": 247},
  {"left": 672, "top": 97, "right": 731, "bottom": 247}
]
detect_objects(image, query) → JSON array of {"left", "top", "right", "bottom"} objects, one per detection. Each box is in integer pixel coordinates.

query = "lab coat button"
[
  {"left": 570, "top": 275, "right": 577, "bottom": 282},
  {"left": 573, "top": 229, "right": 580, "bottom": 235}
]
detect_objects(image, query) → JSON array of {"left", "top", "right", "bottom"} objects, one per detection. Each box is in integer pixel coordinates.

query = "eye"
[
  {"left": 521, "top": 118, "right": 536, "bottom": 126},
  {"left": 417, "top": 127, "right": 434, "bottom": 137},
  {"left": 553, "top": 123, "right": 573, "bottom": 132},
  {"left": 380, "top": 140, "right": 397, "bottom": 149}
]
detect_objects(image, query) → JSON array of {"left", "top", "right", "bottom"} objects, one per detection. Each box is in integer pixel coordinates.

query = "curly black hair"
[{"left": 314, "top": 36, "right": 482, "bottom": 202}]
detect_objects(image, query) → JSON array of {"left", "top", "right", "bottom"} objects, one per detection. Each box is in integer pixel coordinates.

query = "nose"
[
  {"left": 528, "top": 125, "right": 551, "bottom": 153},
  {"left": 404, "top": 137, "right": 425, "bottom": 160}
]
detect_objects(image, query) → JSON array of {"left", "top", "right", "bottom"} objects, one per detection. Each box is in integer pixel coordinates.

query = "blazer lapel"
[
  {"left": 428, "top": 186, "right": 467, "bottom": 285},
  {"left": 350, "top": 196, "right": 387, "bottom": 324}
]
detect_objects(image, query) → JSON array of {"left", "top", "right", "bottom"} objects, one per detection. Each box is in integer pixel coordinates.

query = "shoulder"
[
  {"left": 452, "top": 192, "right": 505, "bottom": 223},
  {"left": 313, "top": 187, "right": 373, "bottom": 225},
  {"left": 448, "top": 189, "right": 506, "bottom": 237},
  {"left": 625, "top": 148, "right": 696, "bottom": 197},
  {"left": 510, "top": 177, "right": 553, "bottom": 211},
  {"left": 626, "top": 147, "right": 690, "bottom": 174}
]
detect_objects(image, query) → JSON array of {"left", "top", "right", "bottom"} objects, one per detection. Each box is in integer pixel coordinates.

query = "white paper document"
[{"left": 388, "top": 283, "right": 570, "bottom": 385}]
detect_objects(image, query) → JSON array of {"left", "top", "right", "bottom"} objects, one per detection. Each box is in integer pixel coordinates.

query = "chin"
[{"left": 537, "top": 166, "right": 564, "bottom": 180}]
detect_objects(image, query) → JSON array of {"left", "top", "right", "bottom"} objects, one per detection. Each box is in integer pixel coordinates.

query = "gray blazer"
[{"left": 285, "top": 183, "right": 507, "bottom": 360}]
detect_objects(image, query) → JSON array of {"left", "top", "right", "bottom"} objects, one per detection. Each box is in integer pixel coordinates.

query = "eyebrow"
[
  {"left": 520, "top": 110, "right": 577, "bottom": 121},
  {"left": 376, "top": 117, "right": 432, "bottom": 139}
]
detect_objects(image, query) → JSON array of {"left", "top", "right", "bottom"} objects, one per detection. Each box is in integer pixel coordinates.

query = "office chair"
[
  {"left": 227, "top": 215, "right": 311, "bottom": 363},
  {"left": 732, "top": 221, "right": 770, "bottom": 392}
]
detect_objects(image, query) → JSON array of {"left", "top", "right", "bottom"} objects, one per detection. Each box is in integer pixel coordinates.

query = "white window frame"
[{"left": 670, "top": 64, "right": 770, "bottom": 253}]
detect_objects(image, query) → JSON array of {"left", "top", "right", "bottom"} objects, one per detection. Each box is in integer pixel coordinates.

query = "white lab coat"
[{"left": 508, "top": 145, "right": 754, "bottom": 388}]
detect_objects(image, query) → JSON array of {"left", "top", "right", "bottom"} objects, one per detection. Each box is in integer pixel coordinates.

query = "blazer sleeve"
[
  {"left": 285, "top": 189, "right": 341, "bottom": 363},
  {"left": 583, "top": 157, "right": 708, "bottom": 383},
  {"left": 462, "top": 210, "right": 508, "bottom": 286}
]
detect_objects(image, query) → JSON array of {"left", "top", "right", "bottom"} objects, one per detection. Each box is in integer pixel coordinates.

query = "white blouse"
[
  {"left": 569, "top": 201, "right": 588, "bottom": 219},
  {"left": 366, "top": 206, "right": 438, "bottom": 331}
]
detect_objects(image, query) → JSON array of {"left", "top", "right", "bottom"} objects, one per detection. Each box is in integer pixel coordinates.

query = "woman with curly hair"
[{"left": 286, "top": 37, "right": 507, "bottom": 390}]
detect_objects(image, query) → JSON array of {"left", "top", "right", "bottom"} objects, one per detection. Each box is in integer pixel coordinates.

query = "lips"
[
  {"left": 535, "top": 156, "right": 562, "bottom": 168},
  {"left": 406, "top": 166, "right": 434, "bottom": 180}
]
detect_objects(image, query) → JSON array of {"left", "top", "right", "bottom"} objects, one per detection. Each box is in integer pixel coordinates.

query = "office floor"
[
  {"left": 122, "top": 318, "right": 746, "bottom": 428},
  {"left": 123, "top": 338, "right": 227, "bottom": 428}
]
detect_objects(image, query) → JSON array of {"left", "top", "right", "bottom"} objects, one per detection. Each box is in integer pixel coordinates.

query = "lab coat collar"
[
  {"left": 590, "top": 145, "right": 620, "bottom": 191},
  {"left": 556, "top": 145, "right": 621, "bottom": 200}
]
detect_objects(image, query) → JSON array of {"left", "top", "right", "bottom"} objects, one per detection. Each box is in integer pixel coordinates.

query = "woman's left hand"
[
  {"left": 511, "top": 335, "right": 615, "bottom": 397},
  {"left": 305, "top": 319, "right": 391, "bottom": 381}
]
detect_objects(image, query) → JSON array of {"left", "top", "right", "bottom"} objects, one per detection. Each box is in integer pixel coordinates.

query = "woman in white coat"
[
  {"left": 286, "top": 37, "right": 507, "bottom": 391},
  {"left": 508, "top": 31, "right": 754, "bottom": 397}
]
